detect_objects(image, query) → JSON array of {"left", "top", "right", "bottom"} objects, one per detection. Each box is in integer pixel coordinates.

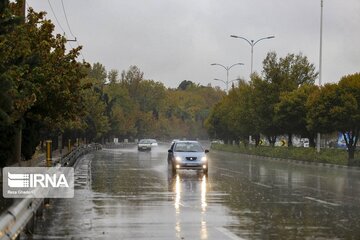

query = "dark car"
[{"left": 168, "top": 140, "right": 209, "bottom": 174}]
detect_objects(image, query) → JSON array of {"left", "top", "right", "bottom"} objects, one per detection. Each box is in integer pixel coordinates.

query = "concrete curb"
[{"left": 212, "top": 150, "right": 360, "bottom": 171}]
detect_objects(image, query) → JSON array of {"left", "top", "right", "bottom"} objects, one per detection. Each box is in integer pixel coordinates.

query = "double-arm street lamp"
[
  {"left": 230, "top": 35, "right": 274, "bottom": 145},
  {"left": 230, "top": 35, "right": 275, "bottom": 76},
  {"left": 211, "top": 63, "right": 244, "bottom": 92}
]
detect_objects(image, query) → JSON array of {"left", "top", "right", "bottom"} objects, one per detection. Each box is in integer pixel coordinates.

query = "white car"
[
  {"left": 138, "top": 139, "right": 152, "bottom": 151},
  {"left": 149, "top": 139, "right": 158, "bottom": 147},
  {"left": 167, "top": 141, "right": 209, "bottom": 174}
]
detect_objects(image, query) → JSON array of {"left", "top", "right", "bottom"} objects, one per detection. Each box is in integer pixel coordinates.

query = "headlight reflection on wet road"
[
  {"left": 174, "top": 174, "right": 181, "bottom": 212},
  {"left": 201, "top": 174, "right": 208, "bottom": 211},
  {"left": 173, "top": 172, "right": 209, "bottom": 239}
]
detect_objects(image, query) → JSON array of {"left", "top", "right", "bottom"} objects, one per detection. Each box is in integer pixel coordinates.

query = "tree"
[
  {"left": 0, "top": 2, "right": 87, "bottom": 164},
  {"left": 307, "top": 73, "right": 360, "bottom": 164},
  {"left": 275, "top": 84, "right": 318, "bottom": 147},
  {"left": 263, "top": 51, "right": 318, "bottom": 91},
  {"left": 178, "top": 80, "right": 195, "bottom": 90},
  {"left": 258, "top": 52, "right": 318, "bottom": 146},
  {"left": 230, "top": 80, "right": 260, "bottom": 145},
  {"left": 120, "top": 65, "right": 144, "bottom": 99},
  {"left": 249, "top": 74, "right": 281, "bottom": 146},
  {"left": 108, "top": 69, "right": 119, "bottom": 84},
  {"left": 80, "top": 77, "right": 109, "bottom": 142},
  {"left": 103, "top": 77, "right": 137, "bottom": 139},
  {"left": 88, "top": 62, "right": 107, "bottom": 84}
]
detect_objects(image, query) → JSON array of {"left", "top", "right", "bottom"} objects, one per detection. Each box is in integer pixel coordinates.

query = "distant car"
[
  {"left": 149, "top": 139, "right": 158, "bottom": 147},
  {"left": 138, "top": 139, "right": 152, "bottom": 151},
  {"left": 168, "top": 141, "right": 209, "bottom": 174},
  {"left": 211, "top": 140, "right": 224, "bottom": 145}
]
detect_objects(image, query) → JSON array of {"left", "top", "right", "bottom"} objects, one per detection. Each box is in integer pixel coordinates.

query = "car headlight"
[
  {"left": 201, "top": 156, "right": 207, "bottom": 162},
  {"left": 175, "top": 156, "right": 182, "bottom": 162}
]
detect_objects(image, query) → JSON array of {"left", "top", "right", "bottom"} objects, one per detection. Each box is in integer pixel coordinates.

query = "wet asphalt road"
[{"left": 31, "top": 144, "right": 360, "bottom": 239}]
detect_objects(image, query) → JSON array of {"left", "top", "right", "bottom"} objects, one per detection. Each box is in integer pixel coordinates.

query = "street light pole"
[
  {"left": 230, "top": 35, "right": 275, "bottom": 76},
  {"left": 211, "top": 63, "right": 244, "bottom": 92},
  {"left": 230, "top": 34, "right": 274, "bottom": 146},
  {"left": 319, "top": 0, "right": 323, "bottom": 87},
  {"left": 317, "top": 0, "right": 324, "bottom": 153}
]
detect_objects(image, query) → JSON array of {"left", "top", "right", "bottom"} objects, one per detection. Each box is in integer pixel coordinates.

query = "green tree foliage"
[
  {"left": 78, "top": 75, "right": 110, "bottom": 142},
  {"left": 260, "top": 52, "right": 318, "bottom": 145},
  {"left": 108, "top": 69, "right": 119, "bottom": 84},
  {"left": 205, "top": 99, "right": 232, "bottom": 142},
  {"left": 250, "top": 74, "right": 280, "bottom": 146},
  {"left": 166, "top": 82, "right": 224, "bottom": 139},
  {"left": 206, "top": 51, "right": 318, "bottom": 147},
  {"left": 0, "top": 2, "right": 87, "bottom": 165},
  {"left": 74, "top": 66, "right": 225, "bottom": 141},
  {"left": 307, "top": 73, "right": 360, "bottom": 163},
  {"left": 275, "top": 84, "right": 318, "bottom": 147},
  {"left": 263, "top": 51, "right": 318, "bottom": 91},
  {"left": 104, "top": 82, "right": 137, "bottom": 139},
  {"left": 178, "top": 80, "right": 195, "bottom": 90}
]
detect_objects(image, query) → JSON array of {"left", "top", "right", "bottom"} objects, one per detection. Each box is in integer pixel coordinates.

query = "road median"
[{"left": 211, "top": 143, "right": 360, "bottom": 168}]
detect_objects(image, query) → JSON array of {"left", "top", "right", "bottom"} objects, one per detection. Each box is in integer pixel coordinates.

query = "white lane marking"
[
  {"left": 304, "top": 196, "right": 340, "bottom": 207},
  {"left": 216, "top": 227, "right": 246, "bottom": 240},
  {"left": 253, "top": 182, "right": 272, "bottom": 188}
]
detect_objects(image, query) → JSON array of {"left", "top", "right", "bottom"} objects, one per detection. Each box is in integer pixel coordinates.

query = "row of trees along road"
[
  {"left": 0, "top": 1, "right": 225, "bottom": 167},
  {"left": 205, "top": 51, "right": 360, "bottom": 165},
  {"left": 80, "top": 64, "right": 224, "bottom": 145}
]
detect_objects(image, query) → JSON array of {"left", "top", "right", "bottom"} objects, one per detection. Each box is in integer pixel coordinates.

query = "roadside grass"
[{"left": 211, "top": 144, "right": 360, "bottom": 166}]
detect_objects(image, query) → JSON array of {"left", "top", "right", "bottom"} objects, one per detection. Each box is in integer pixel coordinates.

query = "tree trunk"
[
  {"left": 254, "top": 134, "right": 260, "bottom": 147},
  {"left": 288, "top": 133, "right": 293, "bottom": 147},
  {"left": 343, "top": 131, "right": 358, "bottom": 166},
  {"left": 309, "top": 136, "right": 316, "bottom": 148},
  {"left": 348, "top": 146, "right": 356, "bottom": 166},
  {"left": 14, "top": 121, "right": 22, "bottom": 165},
  {"left": 267, "top": 136, "right": 276, "bottom": 147},
  {"left": 243, "top": 139, "right": 248, "bottom": 148}
]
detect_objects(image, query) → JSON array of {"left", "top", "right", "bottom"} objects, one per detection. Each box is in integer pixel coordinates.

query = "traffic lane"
[
  {"left": 88, "top": 145, "right": 241, "bottom": 239},
  {"left": 32, "top": 144, "right": 243, "bottom": 240},
  {"left": 32, "top": 145, "right": 360, "bottom": 239},
  {"left": 209, "top": 150, "right": 360, "bottom": 239}
]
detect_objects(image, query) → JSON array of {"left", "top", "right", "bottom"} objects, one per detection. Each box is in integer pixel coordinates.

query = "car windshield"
[
  {"left": 174, "top": 142, "right": 203, "bottom": 152},
  {"left": 139, "top": 139, "right": 151, "bottom": 144}
]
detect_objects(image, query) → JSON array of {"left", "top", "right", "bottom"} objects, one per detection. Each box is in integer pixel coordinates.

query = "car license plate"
[{"left": 186, "top": 163, "right": 198, "bottom": 167}]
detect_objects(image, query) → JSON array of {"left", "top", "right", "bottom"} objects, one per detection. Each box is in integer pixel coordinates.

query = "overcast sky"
[{"left": 27, "top": 0, "right": 360, "bottom": 89}]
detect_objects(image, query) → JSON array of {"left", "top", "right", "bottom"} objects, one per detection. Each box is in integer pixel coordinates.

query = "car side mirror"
[
  {"left": 205, "top": 149, "right": 209, "bottom": 153},
  {"left": 168, "top": 149, "right": 173, "bottom": 153}
]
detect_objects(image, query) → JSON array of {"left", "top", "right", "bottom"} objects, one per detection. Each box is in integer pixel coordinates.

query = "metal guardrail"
[
  {"left": 60, "top": 143, "right": 102, "bottom": 167},
  {"left": 103, "top": 142, "right": 135, "bottom": 149},
  {"left": 0, "top": 143, "right": 102, "bottom": 240}
]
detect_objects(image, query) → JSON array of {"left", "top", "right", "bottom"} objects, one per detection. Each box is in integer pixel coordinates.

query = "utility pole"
[
  {"left": 14, "top": 0, "right": 26, "bottom": 165},
  {"left": 21, "top": 0, "right": 26, "bottom": 18}
]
